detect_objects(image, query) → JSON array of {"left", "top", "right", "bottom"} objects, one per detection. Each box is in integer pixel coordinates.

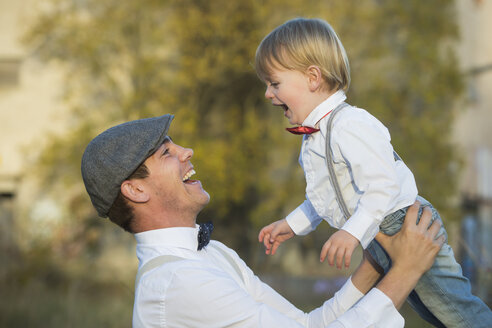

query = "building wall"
[
  {"left": 0, "top": 0, "right": 67, "bottom": 189},
  {"left": 454, "top": 0, "right": 492, "bottom": 302},
  {"left": 0, "top": 0, "right": 69, "bottom": 252}
]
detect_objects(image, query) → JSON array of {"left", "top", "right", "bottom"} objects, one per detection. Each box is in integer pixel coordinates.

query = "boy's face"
[{"left": 264, "top": 67, "right": 317, "bottom": 126}]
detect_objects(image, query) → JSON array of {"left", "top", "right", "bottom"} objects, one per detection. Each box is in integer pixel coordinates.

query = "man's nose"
[{"left": 179, "top": 146, "right": 193, "bottom": 161}]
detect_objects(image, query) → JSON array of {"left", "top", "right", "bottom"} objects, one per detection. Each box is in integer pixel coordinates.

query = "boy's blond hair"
[{"left": 255, "top": 18, "right": 350, "bottom": 92}]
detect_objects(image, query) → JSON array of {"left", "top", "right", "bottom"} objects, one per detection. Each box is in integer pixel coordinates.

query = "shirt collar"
[
  {"left": 134, "top": 225, "right": 200, "bottom": 251},
  {"left": 302, "top": 90, "right": 347, "bottom": 128}
]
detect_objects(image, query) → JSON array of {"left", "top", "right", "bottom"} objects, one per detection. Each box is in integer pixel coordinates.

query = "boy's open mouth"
[{"left": 274, "top": 103, "right": 289, "bottom": 111}]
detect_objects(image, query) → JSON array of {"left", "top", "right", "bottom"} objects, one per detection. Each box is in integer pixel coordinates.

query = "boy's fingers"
[
  {"left": 345, "top": 250, "right": 352, "bottom": 268},
  {"left": 336, "top": 249, "right": 345, "bottom": 269},
  {"left": 320, "top": 241, "right": 331, "bottom": 262},
  {"left": 328, "top": 247, "right": 337, "bottom": 266},
  {"left": 271, "top": 241, "right": 281, "bottom": 255},
  {"left": 263, "top": 233, "right": 271, "bottom": 249},
  {"left": 270, "top": 226, "right": 281, "bottom": 242}
]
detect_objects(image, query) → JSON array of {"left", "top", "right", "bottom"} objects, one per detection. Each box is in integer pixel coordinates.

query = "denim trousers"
[{"left": 367, "top": 196, "right": 492, "bottom": 328}]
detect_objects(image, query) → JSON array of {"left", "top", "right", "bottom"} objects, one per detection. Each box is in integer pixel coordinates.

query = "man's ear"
[
  {"left": 121, "top": 180, "right": 150, "bottom": 203},
  {"left": 306, "top": 65, "right": 323, "bottom": 91}
]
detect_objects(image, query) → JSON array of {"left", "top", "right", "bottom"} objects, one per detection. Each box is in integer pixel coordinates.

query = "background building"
[{"left": 453, "top": 0, "right": 492, "bottom": 301}]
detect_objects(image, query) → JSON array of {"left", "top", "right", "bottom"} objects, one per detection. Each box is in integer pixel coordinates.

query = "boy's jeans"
[{"left": 367, "top": 196, "right": 492, "bottom": 328}]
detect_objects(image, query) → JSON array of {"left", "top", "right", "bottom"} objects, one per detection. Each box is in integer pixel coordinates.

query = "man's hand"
[
  {"left": 320, "top": 230, "right": 360, "bottom": 269},
  {"left": 375, "top": 202, "right": 444, "bottom": 276},
  {"left": 375, "top": 201, "right": 445, "bottom": 309},
  {"left": 258, "top": 219, "right": 294, "bottom": 255}
]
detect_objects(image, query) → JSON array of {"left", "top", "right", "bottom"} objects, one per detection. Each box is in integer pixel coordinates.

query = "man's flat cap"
[{"left": 81, "top": 114, "right": 174, "bottom": 217}]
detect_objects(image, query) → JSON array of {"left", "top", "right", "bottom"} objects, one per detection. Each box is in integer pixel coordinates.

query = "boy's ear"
[
  {"left": 121, "top": 180, "right": 150, "bottom": 203},
  {"left": 306, "top": 65, "right": 323, "bottom": 91}
]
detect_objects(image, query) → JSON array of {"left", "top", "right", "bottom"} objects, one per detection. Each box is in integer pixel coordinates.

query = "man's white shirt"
[
  {"left": 286, "top": 90, "right": 418, "bottom": 248},
  {"left": 132, "top": 226, "right": 404, "bottom": 327}
]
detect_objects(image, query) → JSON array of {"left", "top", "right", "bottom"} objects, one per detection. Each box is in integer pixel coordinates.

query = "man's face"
[{"left": 141, "top": 138, "right": 210, "bottom": 216}]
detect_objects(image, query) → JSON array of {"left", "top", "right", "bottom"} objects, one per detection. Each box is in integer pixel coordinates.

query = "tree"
[{"left": 22, "top": 0, "right": 462, "bottom": 265}]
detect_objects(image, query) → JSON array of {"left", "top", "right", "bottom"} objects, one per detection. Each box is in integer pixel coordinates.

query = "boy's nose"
[{"left": 264, "top": 86, "right": 274, "bottom": 99}]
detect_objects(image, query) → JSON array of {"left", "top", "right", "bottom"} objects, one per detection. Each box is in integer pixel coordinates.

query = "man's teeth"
[{"left": 183, "top": 169, "right": 196, "bottom": 181}]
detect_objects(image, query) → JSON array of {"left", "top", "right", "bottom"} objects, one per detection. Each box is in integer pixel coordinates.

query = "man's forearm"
[
  {"left": 376, "top": 266, "right": 421, "bottom": 310},
  {"left": 351, "top": 253, "right": 382, "bottom": 294}
]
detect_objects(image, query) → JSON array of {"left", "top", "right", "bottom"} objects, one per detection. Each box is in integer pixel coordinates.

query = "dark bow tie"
[
  {"left": 286, "top": 126, "right": 320, "bottom": 135},
  {"left": 197, "top": 221, "right": 214, "bottom": 250}
]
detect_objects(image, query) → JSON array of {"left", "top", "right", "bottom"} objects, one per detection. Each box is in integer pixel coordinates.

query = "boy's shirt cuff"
[
  {"left": 341, "top": 207, "right": 380, "bottom": 249},
  {"left": 285, "top": 200, "right": 322, "bottom": 235},
  {"left": 286, "top": 206, "right": 313, "bottom": 235}
]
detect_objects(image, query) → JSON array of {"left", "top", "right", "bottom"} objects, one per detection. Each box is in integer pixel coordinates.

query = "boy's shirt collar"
[{"left": 302, "top": 90, "right": 347, "bottom": 128}]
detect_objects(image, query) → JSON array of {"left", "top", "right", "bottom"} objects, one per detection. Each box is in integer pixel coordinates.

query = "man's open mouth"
[{"left": 182, "top": 169, "right": 197, "bottom": 184}]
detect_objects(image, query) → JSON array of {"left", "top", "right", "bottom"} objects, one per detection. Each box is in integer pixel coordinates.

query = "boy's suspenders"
[
  {"left": 324, "top": 103, "right": 401, "bottom": 221},
  {"left": 134, "top": 243, "right": 244, "bottom": 290}
]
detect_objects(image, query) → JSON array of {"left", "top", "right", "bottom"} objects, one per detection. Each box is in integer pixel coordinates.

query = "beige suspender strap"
[
  {"left": 325, "top": 102, "right": 352, "bottom": 221},
  {"left": 134, "top": 244, "right": 245, "bottom": 290},
  {"left": 325, "top": 103, "right": 403, "bottom": 221},
  {"left": 135, "top": 255, "right": 183, "bottom": 290}
]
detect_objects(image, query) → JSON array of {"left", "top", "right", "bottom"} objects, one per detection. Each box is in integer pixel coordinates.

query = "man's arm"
[
  {"left": 324, "top": 201, "right": 445, "bottom": 328},
  {"left": 375, "top": 203, "right": 444, "bottom": 309}
]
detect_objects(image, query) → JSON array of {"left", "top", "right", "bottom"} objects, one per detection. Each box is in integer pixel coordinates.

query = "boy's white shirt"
[{"left": 285, "top": 90, "right": 418, "bottom": 248}]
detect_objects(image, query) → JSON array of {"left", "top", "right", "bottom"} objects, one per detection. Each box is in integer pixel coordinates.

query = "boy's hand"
[
  {"left": 258, "top": 219, "right": 294, "bottom": 255},
  {"left": 320, "top": 230, "right": 359, "bottom": 269}
]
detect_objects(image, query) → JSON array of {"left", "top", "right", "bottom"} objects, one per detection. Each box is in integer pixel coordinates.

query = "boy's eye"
[{"left": 270, "top": 82, "right": 279, "bottom": 88}]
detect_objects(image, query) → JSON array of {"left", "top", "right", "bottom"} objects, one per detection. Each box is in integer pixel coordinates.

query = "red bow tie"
[
  {"left": 286, "top": 109, "right": 334, "bottom": 135},
  {"left": 286, "top": 126, "right": 320, "bottom": 135}
]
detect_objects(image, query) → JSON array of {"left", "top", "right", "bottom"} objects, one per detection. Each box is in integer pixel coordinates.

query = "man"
[{"left": 81, "top": 114, "right": 444, "bottom": 327}]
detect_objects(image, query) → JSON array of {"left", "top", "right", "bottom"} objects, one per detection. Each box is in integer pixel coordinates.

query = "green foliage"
[
  {"left": 2, "top": 1, "right": 465, "bottom": 325},
  {"left": 22, "top": 0, "right": 462, "bottom": 263}
]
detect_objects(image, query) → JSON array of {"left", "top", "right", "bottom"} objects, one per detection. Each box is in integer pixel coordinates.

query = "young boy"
[{"left": 256, "top": 18, "right": 491, "bottom": 327}]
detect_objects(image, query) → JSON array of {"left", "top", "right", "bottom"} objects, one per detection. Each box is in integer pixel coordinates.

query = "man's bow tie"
[
  {"left": 197, "top": 221, "right": 214, "bottom": 250},
  {"left": 286, "top": 126, "right": 320, "bottom": 135}
]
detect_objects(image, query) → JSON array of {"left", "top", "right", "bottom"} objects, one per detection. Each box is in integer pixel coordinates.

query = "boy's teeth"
[{"left": 183, "top": 169, "right": 196, "bottom": 181}]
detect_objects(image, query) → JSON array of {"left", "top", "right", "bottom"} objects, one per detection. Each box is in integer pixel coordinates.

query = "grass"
[{"left": 0, "top": 276, "right": 133, "bottom": 328}]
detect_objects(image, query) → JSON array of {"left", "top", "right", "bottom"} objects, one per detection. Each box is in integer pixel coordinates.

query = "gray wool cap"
[{"left": 81, "top": 114, "right": 174, "bottom": 217}]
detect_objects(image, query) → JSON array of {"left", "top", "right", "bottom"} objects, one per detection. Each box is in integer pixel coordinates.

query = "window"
[{"left": 0, "top": 57, "right": 22, "bottom": 87}]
